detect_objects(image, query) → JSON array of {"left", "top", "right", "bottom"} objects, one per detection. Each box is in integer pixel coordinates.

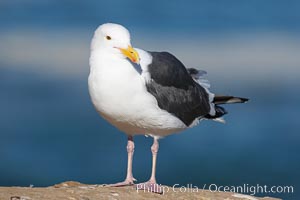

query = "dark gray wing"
[{"left": 146, "top": 51, "right": 211, "bottom": 126}]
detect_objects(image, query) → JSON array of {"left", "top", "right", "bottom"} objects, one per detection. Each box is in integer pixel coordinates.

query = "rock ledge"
[{"left": 0, "top": 181, "right": 281, "bottom": 200}]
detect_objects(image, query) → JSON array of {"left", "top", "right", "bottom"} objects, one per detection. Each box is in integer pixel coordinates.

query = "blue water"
[
  {"left": 1, "top": 1, "right": 300, "bottom": 199},
  {"left": 0, "top": 67, "right": 299, "bottom": 199}
]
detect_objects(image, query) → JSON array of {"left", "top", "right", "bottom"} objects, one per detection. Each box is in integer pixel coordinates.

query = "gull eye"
[{"left": 106, "top": 36, "right": 112, "bottom": 40}]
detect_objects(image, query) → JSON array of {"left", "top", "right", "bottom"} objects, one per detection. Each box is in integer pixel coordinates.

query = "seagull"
[{"left": 88, "top": 23, "right": 248, "bottom": 193}]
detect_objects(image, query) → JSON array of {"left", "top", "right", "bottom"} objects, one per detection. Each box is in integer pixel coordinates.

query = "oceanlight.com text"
[{"left": 204, "top": 183, "right": 293, "bottom": 196}]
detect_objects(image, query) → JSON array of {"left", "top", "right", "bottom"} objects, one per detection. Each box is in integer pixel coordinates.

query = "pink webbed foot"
[
  {"left": 107, "top": 177, "right": 137, "bottom": 187},
  {"left": 136, "top": 181, "right": 163, "bottom": 194}
]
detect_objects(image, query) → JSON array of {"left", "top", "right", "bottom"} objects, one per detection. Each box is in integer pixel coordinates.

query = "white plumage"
[{"left": 89, "top": 25, "right": 187, "bottom": 137}]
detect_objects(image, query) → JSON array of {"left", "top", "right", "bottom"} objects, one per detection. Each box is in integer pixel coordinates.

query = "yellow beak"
[{"left": 119, "top": 45, "right": 140, "bottom": 64}]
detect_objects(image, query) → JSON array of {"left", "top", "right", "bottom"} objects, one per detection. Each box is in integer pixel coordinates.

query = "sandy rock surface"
[{"left": 0, "top": 181, "right": 281, "bottom": 200}]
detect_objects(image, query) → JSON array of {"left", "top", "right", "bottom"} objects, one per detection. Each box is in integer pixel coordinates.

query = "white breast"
[{"left": 88, "top": 51, "right": 186, "bottom": 136}]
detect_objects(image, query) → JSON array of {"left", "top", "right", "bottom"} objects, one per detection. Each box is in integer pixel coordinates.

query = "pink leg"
[
  {"left": 136, "top": 137, "right": 163, "bottom": 194},
  {"left": 108, "top": 136, "right": 136, "bottom": 187}
]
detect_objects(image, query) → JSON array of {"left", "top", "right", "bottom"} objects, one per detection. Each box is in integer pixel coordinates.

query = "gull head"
[{"left": 91, "top": 23, "right": 140, "bottom": 64}]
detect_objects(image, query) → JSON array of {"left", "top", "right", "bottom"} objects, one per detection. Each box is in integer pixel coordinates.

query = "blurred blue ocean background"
[{"left": 0, "top": 0, "right": 299, "bottom": 199}]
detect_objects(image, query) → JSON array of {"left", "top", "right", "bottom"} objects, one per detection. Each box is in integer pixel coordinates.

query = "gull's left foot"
[{"left": 106, "top": 177, "right": 137, "bottom": 187}]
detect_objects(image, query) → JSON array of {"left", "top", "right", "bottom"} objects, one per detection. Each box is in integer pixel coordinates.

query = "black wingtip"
[
  {"left": 213, "top": 96, "right": 249, "bottom": 105},
  {"left": 239, "top": 97, "right": 249, "bottom": 103},
  {"left": 205, "top": 105, "right": 227, "bottom": 119}
]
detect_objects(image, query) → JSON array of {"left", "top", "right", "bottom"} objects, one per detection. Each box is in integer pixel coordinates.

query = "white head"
[{"left": 91, "top": 23, "right": 140, "bottom": 64}]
